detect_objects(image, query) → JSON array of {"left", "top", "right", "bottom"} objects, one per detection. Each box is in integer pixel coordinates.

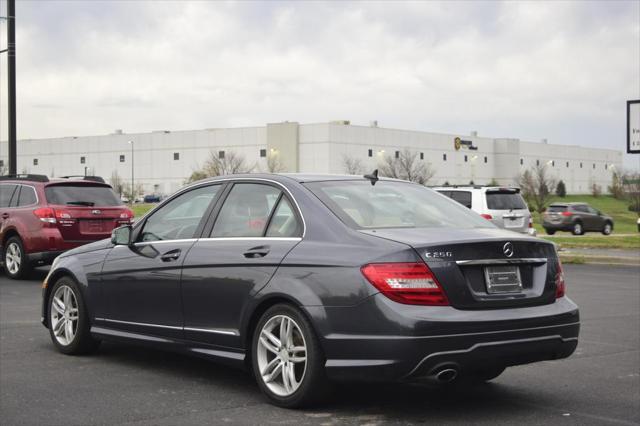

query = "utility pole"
[
  {"left": 6, "top": 0, "right": 17, "bottom": 175},
  {"left": 128, "top": 140, "right": 134, "bottom": 203}
]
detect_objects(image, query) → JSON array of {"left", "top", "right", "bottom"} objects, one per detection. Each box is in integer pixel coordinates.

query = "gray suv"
[{"left": 543, "top": 203, "right": 614, "bottom": 235}]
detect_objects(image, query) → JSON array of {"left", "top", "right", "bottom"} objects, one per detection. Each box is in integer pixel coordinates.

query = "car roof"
[
  {"left": 195, "top": 173, "right": 408, "bottom": 185},
  {"left": 550, "top": 202, "right": 587, "bottom": 206}
]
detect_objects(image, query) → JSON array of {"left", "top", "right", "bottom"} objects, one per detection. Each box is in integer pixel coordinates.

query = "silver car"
[{"left": 434, "top": 186, "right": 535, "bottom": 235}]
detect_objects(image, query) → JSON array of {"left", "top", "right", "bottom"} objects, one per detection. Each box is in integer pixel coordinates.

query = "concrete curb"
[{"left": 559, "top": 253, "right": 640, "bottom": 266}]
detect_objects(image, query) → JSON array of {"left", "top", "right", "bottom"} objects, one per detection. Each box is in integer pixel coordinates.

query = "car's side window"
[
  {"left": 0, "top": 184, "right": 18, "bottom": 208},
  {"left": 573, "top": 205, "right": 588, "bottom": 213},
  {"left": 211, "top": 183, "right": 281, "bottom": 238},
  {"left": 266, "top": 197, "right": 302, "bottom": 238},
  {"left": 138, "top": 185, "right": 219, "bottom": 242},
  {"left": 587, "top": 206, "right": 598, "bottom": 215},
  {"left": 449, "top": 191, "right": 472, "bottom": 209},
  {"left": 17, "top": 186, "right": 37, "bottom": 206}
]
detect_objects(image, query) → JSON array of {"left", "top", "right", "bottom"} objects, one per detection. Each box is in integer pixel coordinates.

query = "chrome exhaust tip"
[{"left": 435, "top": 368, "right": 458, "bottom": 383}]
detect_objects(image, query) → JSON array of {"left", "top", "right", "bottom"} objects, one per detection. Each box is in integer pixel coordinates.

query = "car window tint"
[
  {"left": 572, "top": 205, "right": 588, "bottom": 213},
  {"left": 306, "top": 181, "right": 492, "bottom": 230},
  {"left": 449, "top": 191, "right": 472, "bottom": 208},
  {"left": 45, "top": 184, "right": 122, "bottom": 207},
  {"left": 587, "top": 206, "right": 598, "bottom": 214},
  {"left": 17, "top": 186, "right": 37, "bottom": 206},
  {"left": 266, "top": 197, "right": 302, "bottom": 238},
  {"left": 486, "top": 192, "right": 527, "bottom": 210},
  {"left": 0, "top": 184, "right": 18, "bottom": 208},
  {"left": 547, "top": 205, "right": 566, "bottom": 213},
  {"left": 211, "top": 183, "right": 281, "bottom": 237},
  {"left": 139, "top": 185, "right": 219, "bottom": 242}
]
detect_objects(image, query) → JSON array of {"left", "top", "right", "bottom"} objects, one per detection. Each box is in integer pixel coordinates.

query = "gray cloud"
[{"left": 0, "top": 0, "right": 638, "bottom": 169}]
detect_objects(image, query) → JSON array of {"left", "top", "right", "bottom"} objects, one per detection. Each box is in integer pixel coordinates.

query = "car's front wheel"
[
  {"left": 602, "top": 222, "right": 612, "bottom": 235},
  {"left": 252, "top": 304, "right": 329, "bottom": 408},
  {"left": 48, "top": 277, "right": 100, "bottom": 355},
  {"left": 3, "top": 236, "right": 30, "bottom": 279},
  {"left": 544, "top": 228, "right": 556, "bottom": 235}
]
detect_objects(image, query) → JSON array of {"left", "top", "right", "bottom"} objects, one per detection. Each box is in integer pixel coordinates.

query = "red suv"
[{"left": 0, "top": 174, "right": 133, "bottom": 279}]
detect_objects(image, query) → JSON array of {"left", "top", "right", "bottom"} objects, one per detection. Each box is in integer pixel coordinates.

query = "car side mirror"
[{"left": 111, "top": 225, "right": 132, "bottom": 245}]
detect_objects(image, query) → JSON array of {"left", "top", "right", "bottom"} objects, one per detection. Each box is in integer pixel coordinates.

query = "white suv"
[{"left": 433, "top": 186, "right": 536, "bottom": 235}]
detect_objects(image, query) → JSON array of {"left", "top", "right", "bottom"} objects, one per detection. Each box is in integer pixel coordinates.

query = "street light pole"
[
  {"left": 128, "top": 140, "right": 134, "bottom": 204},
  {"left": 6, "top": 0, "right": 17, "bottom": 175}
]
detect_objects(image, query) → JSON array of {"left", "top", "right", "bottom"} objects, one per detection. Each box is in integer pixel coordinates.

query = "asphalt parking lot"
[{"left": 1, "top": 264, "right": 638, "bottom": 425}]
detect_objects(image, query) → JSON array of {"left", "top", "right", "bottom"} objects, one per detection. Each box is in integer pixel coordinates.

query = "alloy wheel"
[
  {"left": 50, "top": 285, "right": 79, "bottom": 346},
  {"left": 5, "top": 242, "right": 22, "bottom": 275},
  {"left": 573, "top": 223, "right": 582, "bottom": 235},
  {"left": 256, "top": 315, "right": 307, "bottom": 397}
]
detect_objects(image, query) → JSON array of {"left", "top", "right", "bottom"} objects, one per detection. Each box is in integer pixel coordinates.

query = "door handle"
[
  {"left": 243, "top": 245, "right": 270, "bottom": 258},
  {"left": 160, "top": 249, "right": 181, "bottom": 262}
]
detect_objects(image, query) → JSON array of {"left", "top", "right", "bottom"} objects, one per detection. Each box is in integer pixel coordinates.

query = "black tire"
[
  {"left": 251, "top": 303, "right": 330, "bottom": 408},
  {"left": 466, "top": 366, "right": 506, "bottom": 383},
  {"left": 602, "top": 222, "right": 612, "bottom": 235},
  {"left": 544, "top": 228, "right": 556, "bottom": 235},
  {"left": 47, "top": 277, "right": 100, "bottom": 355},
  {"left": 3, "top": 236, "right": 31, "bottom": 279},
  {"left": 571, "top": 221, "right": 584, "bottom": 236}
]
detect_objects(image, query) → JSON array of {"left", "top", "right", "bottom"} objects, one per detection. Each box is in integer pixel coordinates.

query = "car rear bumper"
[
  {"left": 309, "top": 295, "right": 579, "bottom": 382},
  {"left": 27, "top": 250, "right": 65, "bottom": 266},
  {"left": 543, "top": 222, "right": 573, "bottom": 231}
]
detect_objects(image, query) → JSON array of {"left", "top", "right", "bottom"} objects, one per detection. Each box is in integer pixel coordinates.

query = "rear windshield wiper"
[{"left": 66, "top": 201, "right": 95, "bottom": 206}]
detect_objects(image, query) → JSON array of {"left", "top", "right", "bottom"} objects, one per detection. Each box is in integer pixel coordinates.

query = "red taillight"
[
  {"left": 528, "top": 217, "right": 533, "bottom": 228},
  {"left": 33, "top": 207, "right": 57, "bottom": 225},
  {"left": 561, "top": 211, "right": 572, "bottom": 217},
  {"left": 361, "top": 262, "right": 449, "bottom": 306},
  {"left": 118, "top": 208, "right": 134, "bottom": 223},
  {"left": 480, "top": 214, "right": 492, "bottom": 220},
  {"left": 555, "top": 260, "right": 566, "bottom": 298}
]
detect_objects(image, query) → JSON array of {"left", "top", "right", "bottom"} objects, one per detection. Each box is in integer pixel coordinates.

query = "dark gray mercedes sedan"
[{"left": 41, "top": 173, "right": 579, "bottom": 407}]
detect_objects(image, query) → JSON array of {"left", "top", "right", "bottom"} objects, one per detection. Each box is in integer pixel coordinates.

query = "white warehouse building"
[{"left": 0, "top": 121, "right": 622, "bottom": 195}]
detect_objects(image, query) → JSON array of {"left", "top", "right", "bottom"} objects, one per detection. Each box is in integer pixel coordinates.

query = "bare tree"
[
  {"left": 266, "top": 153, "right": 286, "bottom": 173},
  {"left": 608, "top": 170, "right": 625, "bottom": 199},
  {"left": 516, "top": 164, "right": 557, "bottom": 213},
  {"left": 378, "top": 149, "right": 435, "bottom": 185},
  {"left": 122, "top": 182, "right": 144, "bottom": 203},
  {"left": 622, "top": 171, "right": 640, "bottom": 212},
  {"left": 188, "top": 150, "right": 254, "bottom": 183},
  {"left": 110, "top": 170, "right": 125, "bottom": 197},
  {"left": 342, "top": 155, "right": 364, "bottom": 175}
]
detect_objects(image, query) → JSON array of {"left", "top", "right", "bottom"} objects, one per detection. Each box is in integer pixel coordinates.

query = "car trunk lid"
[
  {"left": 360, "top": 227, "right": 558, "bottom": 309},
  {"left": 484, "top": 189, "right": 531, "bottom": 233}
]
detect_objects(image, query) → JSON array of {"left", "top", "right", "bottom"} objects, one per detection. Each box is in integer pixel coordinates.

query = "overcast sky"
[{"left": 0, "top": 0, "right": 639, "bottom": 169}]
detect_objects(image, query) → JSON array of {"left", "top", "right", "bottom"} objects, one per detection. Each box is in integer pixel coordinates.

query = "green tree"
[{"left": 555, "top": 180, "right": 566, "bottom": 197}]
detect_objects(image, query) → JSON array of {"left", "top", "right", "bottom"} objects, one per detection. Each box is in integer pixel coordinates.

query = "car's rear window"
[
  {"left": 547, "top": 205, "right": 567, "bottom": 213},
  {"left": 485, "top": 191, "right": 527, "bottom": 210},
  {"left": 44, "top": 184, "right": 122, "bottom": 207},
  {"left": 305, "top": 180, "right": 493, "bottom": 230}
]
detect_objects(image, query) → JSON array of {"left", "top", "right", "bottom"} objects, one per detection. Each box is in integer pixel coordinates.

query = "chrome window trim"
[
  {"left": 198, "top": 237, "right": 302, "bottom": 243},
  {"left": 123, "top": 236, "right": 302, "bottom": 248},
  {"left": 455, "top": 258, "right": 547, "bottom": 266},
  {"left": 132, "top": 177, "right": 306, "bottom": 242},
  {"left": 183, "top": 177, "right": 307, "bottom": 238}
]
